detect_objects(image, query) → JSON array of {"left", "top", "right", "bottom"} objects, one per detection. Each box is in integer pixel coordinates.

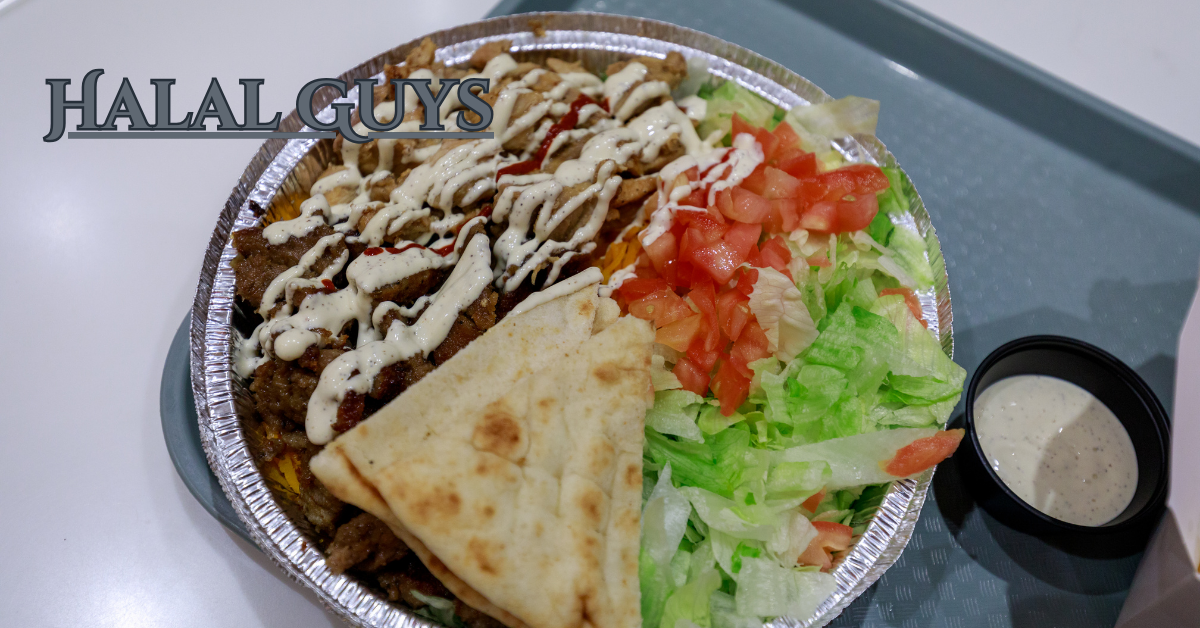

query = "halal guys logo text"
[{"left": 43, "top": 69, "right": 495, "bottom": 142}]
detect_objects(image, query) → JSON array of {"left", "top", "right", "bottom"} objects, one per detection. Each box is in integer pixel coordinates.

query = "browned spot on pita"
[
  {"left": 411, "top": 488, "right": 462, "bottom": 525},
  {"left": 578, "top": 488, "right": 603, "bottom": 526},
  {"left": 577, "top": 298, "right": 595, "bottom": 319},
  {"left": 538, "top": 397, "right": 554, "bottom": 409},
  {"left": 481, "top": 505, "right": 496, "bottom": 519},
  {"left": 472, "top": 409, "right": 524, "bottom": 459},
  {"left": 625, "top": 462, "right": 641, "bottom": 489},
  {"left": 588, "top": 440, "right": 616, "bottom": 478},
  {"left": 580, "top": 597, "right": 594, "bottom": 626},
  {"left": 468, "top": 538, "right": 501, "bottom": 575},
  {"left": 593, "top": 363, "right": 619, "bottom": 384}
]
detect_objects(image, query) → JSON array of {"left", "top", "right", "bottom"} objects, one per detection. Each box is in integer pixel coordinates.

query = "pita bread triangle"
[{"left": 312, "top": 286, "right": 653, "bottom": 628}]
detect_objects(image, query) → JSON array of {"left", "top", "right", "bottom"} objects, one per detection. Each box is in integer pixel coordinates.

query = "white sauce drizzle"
[
  {"left": 237, "top": 55, "right": 717, "bottom": 442},
  {"left": 677, "top": 95, "right": 708, "bottom": 122},
  {"left": 439, "top": 54, "right": 519, "bottom": 119},
  {"left": 305, "top": 232, "right": 493, "bottom": 444},
  {"left": 640, "top": 132, "right": 764, "bottom": 247},
  {"left": 558, "top": 72, "right": 604, "bottom": 97},
  {"left": 615, "top": 81, "right": 671, "bottom": 122},
  {"left": 258, "top": 233, "right": 346, "bottom": 318},
  {"left": 263, "top": 196, "right": 330, "bottom": 245},
  {"left": 604, "top": 62, "right": 647, "bottom": 112}
]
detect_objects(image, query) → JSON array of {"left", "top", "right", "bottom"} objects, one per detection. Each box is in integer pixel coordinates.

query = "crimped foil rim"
[{"left": 190, "top": 12, "right": 954, "bottom": 628}]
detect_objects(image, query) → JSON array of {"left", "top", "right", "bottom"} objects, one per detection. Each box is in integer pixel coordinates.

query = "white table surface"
[{"left": 0, "top": 0, "right": 1195, "bottom": 625}]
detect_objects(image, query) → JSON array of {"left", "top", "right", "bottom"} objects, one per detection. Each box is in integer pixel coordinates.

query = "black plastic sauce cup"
[{"left": 959, "top": 335, "right": 1170, "bottom": 542}]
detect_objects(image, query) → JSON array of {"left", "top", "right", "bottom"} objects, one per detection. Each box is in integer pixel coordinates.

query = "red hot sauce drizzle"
[{"left": 495, "top": 93, "right": 601, "bottom": 179}]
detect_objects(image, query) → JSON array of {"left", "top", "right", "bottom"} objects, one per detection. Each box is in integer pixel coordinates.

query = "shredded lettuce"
[
  {"left": 773, "top": 427, "right": 940, "bottom": 489},
  {"left": 410, "top": 591, "right": 467, "bottom": 628},
  {"left": 710, "top": 591, "right": 763, "bottom": 628},
  {"left": 653, "top": 354, "right": 685, "bottom": 391},
  {"left": 642, "top": 464, "right": 694, "bottom": 628},
  {"left": 734, "top": 557, "right": 836, "bottom": 620},
  {"left": 640, "top": 79, "right": 963, "bottom": 628},
  {"left": 698, "top": 404, "right": 745, "bottom": 435},
  {"left": 785, "top": 96, "right": 880, "bottom": 139},
  {"left": 697, "top": 81, "right": 780, "bottom": 144},
  {"left": 886, "top": 224, "right": 936, "bottom": 290},
  {"left": 647, "top": 390, "right": 707, "bottom": 442},
  {"left": 660, "top": 566, "right": 723, "bottom": 628},
  {"left": 646, "top": 427, "right": 753, "bottom": 499},
  {"left": 747, "top": 267, "right": 819, "bottom": 362}
]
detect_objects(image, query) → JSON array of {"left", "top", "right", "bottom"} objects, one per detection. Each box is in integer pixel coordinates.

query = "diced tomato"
[
  {"left": 880, "top": 287, "right": 927, "bottom": 327},
  {"left": 763, "top": 201, "right": 784, "bottom": 234},
  {"left": 813, "top": 521, "right": 854, "bottom": 551},
  {"left": 679, "top": 186, "right": 707, "bottom": 208},
  {"left": 712, "top": 360, "right": 750, "bottom": 416},
  {"left": 657, "top": 259, "right": 680, "bottom": 287},
  {"left": 706, "top": 204, "right": 729, "bottom": 225},
  {"left": 627, "top": 289, "right": 694, "bottom": 328},
  {"left": 729, "top": 320, "right": 771, "bottom": 378},
  {"left": 800, "top": 201, "right": 837, "bottom": 232},
  {"left": 801, "top": 490, "right": 825, "bottom": 513},
  {"left": 731, "top": 114, "right": 778, "bottom": 159},
  {"left": 688, "top": 280, "right": 721, "bottom": 352},
  {"left": 739, "top": 164, "right": 769, "bottom": 196},
  {"left": 775, "top": 146, "right": 818, "bottom": 180},
  {"left": 757, "top": 130, "right": 780, "bottom": 161},
  {"left": 643, "top": 232, "right": 677, "bottom": 275},
  {"left": 716, "top": 290, "right": 752, "bottom": 342},
  {"left": 771, "top": 121, "right": 801, "bottom": 150},
  {"left": 689, "top": 241, "right": 741, "bottom": 285},
  {"left": 676, "top": 260, "right": 709, "bottom": 289},
  {"left": 817, "top": 164, "right": 890, "bottom": 201},
  {"left": 677, "top": 228, "right": 693, "bottom": 259},
  {"left": 736, "top": 268, "right": 759, "bottom": 297},
  {"left": 686, "top": 339, "right": 719, "bottom": 373},
  {"left": 796, "top": 179, "right": 830, "bottom": 208},
  {"left": 761, "top": 167, "right": 802, "bottom": 200},
  {"left": 715, "top": 187, "right": 733, "bottom": 217},
  {"left": 616, "top": 277, "right": 670, "bottom": 302},
  {"left": 685, "top": 215, "right": 730, "bottom": 248},
  {"left": 806, "top": 254, "right": 831, "bottom": 268},
  {"left": 679, "top": 217, "right": 734, "bottom": 285},
  {"left": 884, "top": 429, "right": 964, "bottom": 477},
  {"left": 673, "top": 357, "right": 710, "bottom": 396},
  {"left": 722, "top": 187, "right": 771, "bottom": 224},
  {"left": 656, "top": 314, "right": 704, "bottom": 352},
  {"left": 767, "top": 198, "right": 801, "bottom": 233},
  {"left": 683, "top": 165, "right": 700, "bottom": 182},
  {"left": 731, "top": 113, "right": 757, "bottom": 144},
  {"left": 634, "top": 256, "right": 658, "bottom": 279},
  {"left": 723, "top": 221, "right": 762, "bottom": 263},
  {"left": 798, "top": 521, "right": 854, "bottom": 571},
  {"left": 834, "top": 194, "right": 879, "bottom": 233},
  {"left": 751, "top": 236, "right": 792, "bottom": 274},
  {"left": 797, "top": 542, "right": 831, "bottom": 571}
]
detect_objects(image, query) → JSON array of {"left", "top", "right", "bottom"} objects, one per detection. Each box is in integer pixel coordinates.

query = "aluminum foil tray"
[{"left": 189, "top": 12, "right": 954, "bottom": 628}]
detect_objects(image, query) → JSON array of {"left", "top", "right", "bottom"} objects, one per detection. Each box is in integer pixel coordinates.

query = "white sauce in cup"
[{"left": 973, "top": 375, "right": 1138, "bottom": 526}]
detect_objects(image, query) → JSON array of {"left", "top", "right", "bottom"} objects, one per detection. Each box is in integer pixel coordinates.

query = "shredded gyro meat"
[{"left": 229, "top": 37, "right": 717, "bottom": 623}]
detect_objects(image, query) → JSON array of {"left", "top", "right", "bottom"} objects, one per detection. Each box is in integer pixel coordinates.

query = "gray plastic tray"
[{"left": 163, "top": 1, "right": 1200, "bottom": 626}]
